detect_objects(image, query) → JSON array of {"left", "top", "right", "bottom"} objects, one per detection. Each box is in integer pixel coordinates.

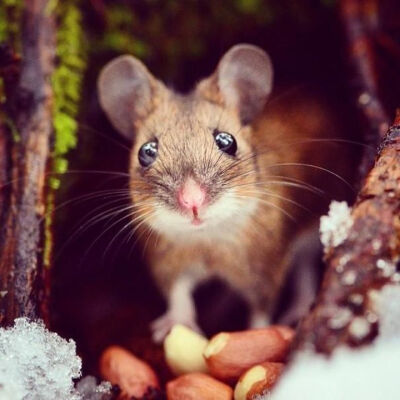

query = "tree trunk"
[{"left": 0, "top": 0, "right": 55, "bottom": 325}]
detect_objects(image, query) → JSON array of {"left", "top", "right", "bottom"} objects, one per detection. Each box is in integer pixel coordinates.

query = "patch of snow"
[
  {"left": 0, "top": 318, "right": 81, "bottom": 400},
  {"left": 320, "top": 201, "right": 353, "bottom": 249},
  {"left": 0, "top": 318, "right": 114, "bottom": 400},
  {"left": 265, "top": 284, "right": 400, "bottom": 400},
  {"left": 372, "top": 284, "right": 400, "bottom": 341},
  {"left": 268, "top": 341, "right": 400, "bottom": 400}
]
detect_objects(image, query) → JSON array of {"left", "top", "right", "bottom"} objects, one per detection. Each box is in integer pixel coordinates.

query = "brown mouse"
[{"left": 97, "top": 44, "right": 354, "bottom": 342}]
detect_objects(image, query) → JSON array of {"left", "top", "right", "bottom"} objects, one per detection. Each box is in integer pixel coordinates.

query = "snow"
[
  {"left": 0, "top": 318, "right": 113, "bottom": 400},
  {"left": 75, "top": 376, "right": 113, "bottom": 400},
  {"left": 0, "top": 318, "right": 81, "bottom": 400},
  {"left": 372, "top": 284, "right": 400, "bottom": 341},
  {"left": 268, "top": 341, "right": 400, "bottom": 400},
  {"left": 319, "top": 201, "right": 353, "bottom": 249},
  {"left": 265, "top": 284, "right": 400, "bottom": 400}
]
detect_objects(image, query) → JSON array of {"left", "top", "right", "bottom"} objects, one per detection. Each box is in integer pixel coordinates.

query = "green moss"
[
  {"left": 52, "top": 0, "right": 87, "bottom": 162},
  {"left": 44, "top": 0, "right": 87, "bottom": 268},
  {"left": 0, "top": 0, "right": 22, "bottom": 49},
  {"left": 49, "top": 0, "right": 87, "bottom": 185}
]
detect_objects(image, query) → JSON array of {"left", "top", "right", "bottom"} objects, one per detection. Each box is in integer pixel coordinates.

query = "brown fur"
[
  {"left": 130, "top": 94, "right": 351, "bottom": 315},
  {"left": 98, "top": 45, "right": 355, "bottom": 332}
]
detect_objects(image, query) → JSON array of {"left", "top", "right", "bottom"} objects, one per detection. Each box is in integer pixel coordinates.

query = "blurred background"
[{"left": 46, "top": 0, "right": 400, "bottom": 380}]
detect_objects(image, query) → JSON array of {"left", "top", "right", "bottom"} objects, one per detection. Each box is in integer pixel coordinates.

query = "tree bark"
[
  {"left": 291, "top": 0, "right": 399, "bottom": 356},
  {"left": 0, "top": 0, "right": 55, "bottom": 325},
  {"left": 294, "top": 111, "right": 400, "bottom": 354}
]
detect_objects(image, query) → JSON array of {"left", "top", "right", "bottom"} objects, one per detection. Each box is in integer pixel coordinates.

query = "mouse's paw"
[
  {"left": 249, "top": 310, "right": 270, "bottom": 329},
  {"left": 150, "top": 312, "right": 201, "bottom": 344}
]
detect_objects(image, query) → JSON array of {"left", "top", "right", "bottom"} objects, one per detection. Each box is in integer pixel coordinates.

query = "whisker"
[
  {"left": 81, "top": 205, "right": 147, "bottom": 263},
  {"left": 265, "top": 163, "right": 355, "bottom": 192},
  {"left": 40, "top": 189, "right": 132, "bottom": 223},
  {"left": 54, "top": 204, "right": 129, "bottom": 262},
  {"left": 234, "top": 194, "right": 296, "bottom": 221},
  {"left": 55, "top": 200, "right": 152, "bottom": 260},
  {"left": 102, "top": 209, "right": 155, "bottom": 260},
  {"left": 140, "top": 219, "right": 158, "bottom": 258},
  {"left": 78, "top": 123, "right": 132, "bottom": 153},
  {"left": 231, "top": 178, "right": 325, "bottom": 197},
  {"left": 238, "top": 189, "right": 314, "bottom": 214}
]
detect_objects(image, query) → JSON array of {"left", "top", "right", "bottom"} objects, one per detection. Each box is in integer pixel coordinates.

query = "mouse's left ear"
[
  {"left": 97, "top": 55, "right": 165, "bottom": 140},
  {"left": 197, "top": 44, "right": 273, "bottom": 125}
]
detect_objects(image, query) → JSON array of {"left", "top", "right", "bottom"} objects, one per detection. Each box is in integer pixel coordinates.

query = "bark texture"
[
  {"left": 291, "top": 0, "right": 399, "bottom": 357},
  {"left": 294, "top": 112, "right": 400, "bottom": 353},
  {"left": 0, "top": 0, "right": 55, "bottom": 325}
]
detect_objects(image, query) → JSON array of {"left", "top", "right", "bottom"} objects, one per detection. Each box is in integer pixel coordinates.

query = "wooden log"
[
  {"left": 294, "top": 111, "right": 400, "bottom": 353},
  {"left": 0, "top": 0, "right": 55, "bottom": 325}
]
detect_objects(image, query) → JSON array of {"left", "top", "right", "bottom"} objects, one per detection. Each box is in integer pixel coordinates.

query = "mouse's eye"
[
  {"left": 138, "top": 141, "right": 158, "bottom": 167},
  {"left": 213, "top": 131, "right": 237, "bottom": 156}
]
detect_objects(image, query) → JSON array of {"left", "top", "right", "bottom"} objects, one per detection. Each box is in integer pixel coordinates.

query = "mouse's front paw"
[{"left": 150, "top": 312, "right": 201, "bottom": 343}]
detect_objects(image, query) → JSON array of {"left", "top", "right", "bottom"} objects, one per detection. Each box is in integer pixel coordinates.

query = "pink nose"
[{"left": 178, "top": 178, "right": 206, "bottom": 211}]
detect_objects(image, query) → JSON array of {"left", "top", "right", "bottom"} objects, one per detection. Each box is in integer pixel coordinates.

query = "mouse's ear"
[
  {"left": 97, "top": 55, "right": 164, "bottom": 140},
  {"left": 197, "top": 44, "right": 273, "bottom": 125}
]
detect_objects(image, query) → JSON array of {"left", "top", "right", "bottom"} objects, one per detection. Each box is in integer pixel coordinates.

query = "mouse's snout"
[{"left": 177, "top": 177, "right": 206, "bottom": 217}]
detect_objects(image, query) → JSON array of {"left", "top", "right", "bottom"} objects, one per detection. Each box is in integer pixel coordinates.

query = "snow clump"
[
  {"left": 320, "top": 200, "right": 353, "bottom": 249},
  {"left": 0, "top": 318, "right": 81, "bottom": 400},
  {"left": 265, "top": 284, "right": 400, "bottom": 400}
]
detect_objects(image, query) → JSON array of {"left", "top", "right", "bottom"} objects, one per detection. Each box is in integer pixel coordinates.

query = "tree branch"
[
  {"left": 294, "top": 111, "right": 400, "bottom": 353},
  {"left": 340, "top": 0, "right": 391, "bottom": 179}
]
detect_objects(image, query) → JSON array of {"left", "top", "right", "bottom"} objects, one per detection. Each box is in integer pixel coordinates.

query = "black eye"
[
  {"left": 138, "top": 141, "right": 158, "bottom": 167},
  {"left": 213, "top": 131, "right": 237, "bottom": 156}
]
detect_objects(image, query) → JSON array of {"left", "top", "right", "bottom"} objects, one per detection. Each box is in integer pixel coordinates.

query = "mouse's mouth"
[
  {"left": 177, "top": 205, "right": 205, "bottom": 226},
  {"left": 190, "top": 207, "right": 203, "bottom": 225}
]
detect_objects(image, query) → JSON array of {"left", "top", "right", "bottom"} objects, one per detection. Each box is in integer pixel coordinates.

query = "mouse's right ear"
[
  {"left": 197, "top": 44, "right": 273, "bottom": 125},
  {"left": 97, "top": 55, "right": 164, "bottom": 140}
]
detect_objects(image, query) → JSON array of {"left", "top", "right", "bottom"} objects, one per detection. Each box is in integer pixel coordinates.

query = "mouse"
[{"left": 97, "top": 44, "right": 355, "bottom": 342}]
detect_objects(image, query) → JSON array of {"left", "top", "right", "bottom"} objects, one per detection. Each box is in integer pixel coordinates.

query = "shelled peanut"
[
  {"left": 234, "top": 362, "right": 284, "bottom": 400},
  {"left": 203, "top": 326, "right": 293, "bottom": 381},
  {"left": 99, "top": 345, "right": 159, "bottom": 398},
  {"left": 98, "top": 324, "right": 294, "bottom": 400},
  {"left": 164, "top": 324, "right": 294, "bottom": 400},
  {"left": 167, "top": 372, "right": 233, "bottom": 400},
  {"left": 164, "top": 324, "right": 209, "bottom": 375}
]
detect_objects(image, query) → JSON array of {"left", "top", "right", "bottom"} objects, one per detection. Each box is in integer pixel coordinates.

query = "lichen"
[{"left": 44, "top": 0, "right": 87, "bottom": 267}]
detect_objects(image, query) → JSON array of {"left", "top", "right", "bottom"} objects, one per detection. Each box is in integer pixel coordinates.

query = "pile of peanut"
[{"left": 100, "top": 324, "right": 294, "bottom": 400}]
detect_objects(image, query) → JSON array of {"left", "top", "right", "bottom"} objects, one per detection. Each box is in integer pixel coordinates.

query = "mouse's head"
[{"left": 98, "top": 44, "right": 273, "bottom": 238}]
